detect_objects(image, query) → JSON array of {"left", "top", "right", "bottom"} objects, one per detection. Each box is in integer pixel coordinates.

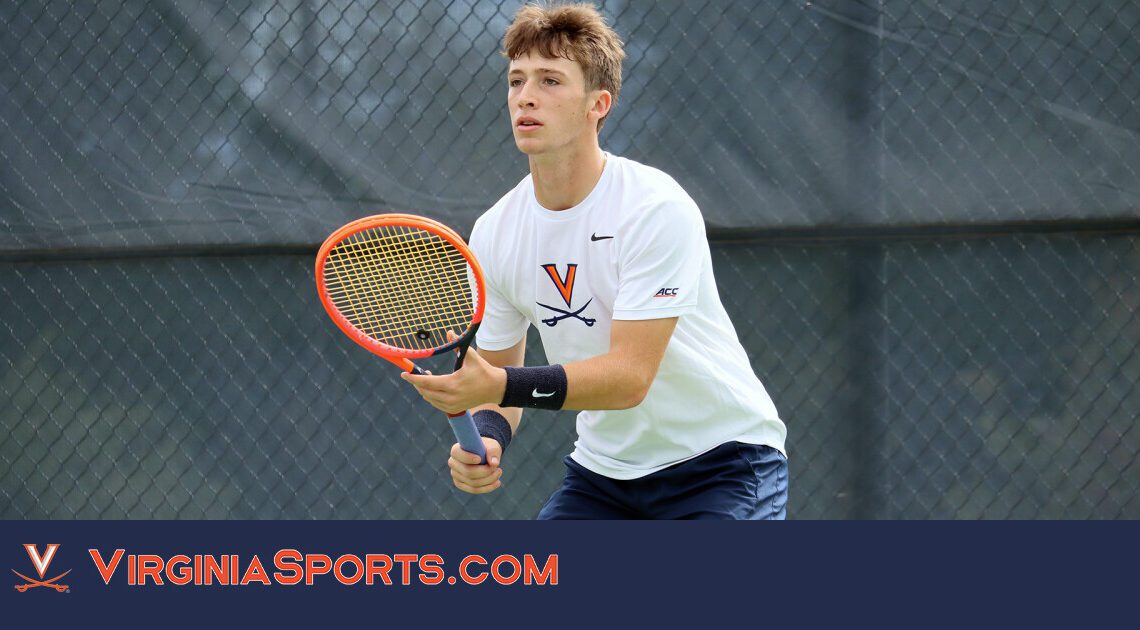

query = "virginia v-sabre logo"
[
  {"left": 12, "top": 544, "right": 70, "bottom": 593},
  {"left": 538, "top": 263, "right": 596, "bottom": 327}
]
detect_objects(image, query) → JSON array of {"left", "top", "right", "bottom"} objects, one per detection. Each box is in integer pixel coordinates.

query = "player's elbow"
[
  {"left": 617, "top": 387, "right": 649, "bottom": 410},
  {"left": 614, "top": 372, "right": 654, "bottom": 409}
]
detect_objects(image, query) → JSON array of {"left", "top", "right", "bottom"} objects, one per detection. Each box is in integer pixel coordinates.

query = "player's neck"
[{"left": 528, "top": 145, "right": 606, "bottom": 211}]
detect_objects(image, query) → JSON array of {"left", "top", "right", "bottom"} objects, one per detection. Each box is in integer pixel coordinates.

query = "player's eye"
[{"left": 508, "top": 78, "right": 523, "bottom": 87}]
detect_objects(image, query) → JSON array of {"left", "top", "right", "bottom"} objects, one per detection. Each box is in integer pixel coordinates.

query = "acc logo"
[
  {"left": 654, "top": 288, "right": 679, "bottom": 298},
  {"left": 12, "top": 544, "right": 70, "bottom": 593}
]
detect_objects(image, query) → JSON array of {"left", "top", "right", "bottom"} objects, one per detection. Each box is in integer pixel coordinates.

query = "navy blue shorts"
[{"left": 536, "top": 442, "right": 788, "bottom": 520}]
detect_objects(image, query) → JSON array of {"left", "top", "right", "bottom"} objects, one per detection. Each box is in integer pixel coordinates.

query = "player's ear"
[{"left": 588, "top": 89, "right": 612, "bottom": 126}]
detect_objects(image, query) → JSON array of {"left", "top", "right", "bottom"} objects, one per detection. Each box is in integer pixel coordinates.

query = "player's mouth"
[{"left": 516, "top": 116, "right": 543, "bottom": 131}]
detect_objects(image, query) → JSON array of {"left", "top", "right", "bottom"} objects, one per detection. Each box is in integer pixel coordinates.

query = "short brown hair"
[{"left": 503, "top": 2, "right": 625, "bottom": 130}]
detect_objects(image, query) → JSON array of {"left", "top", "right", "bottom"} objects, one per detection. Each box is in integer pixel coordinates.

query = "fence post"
[{"left": 838, "top": 0, "right": 887, "bottom": 519}]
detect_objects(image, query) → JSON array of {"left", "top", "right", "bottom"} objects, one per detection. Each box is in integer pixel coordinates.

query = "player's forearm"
[
  {"left": 486, "top": 350, "right": 650, "bottom": 412},
  {"left": 558, "top": 318, "right": 676, "bottom": 410},
  {"left": 493, "top": 318, "right": 675, "bottom": 412},
  {"left": 561, "top": 352, "right": 655, "bottom": 410}
]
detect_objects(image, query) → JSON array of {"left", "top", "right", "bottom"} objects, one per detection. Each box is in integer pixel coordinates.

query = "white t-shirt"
[{"left": 469, "top": 154, "right": 786, "bottom": 480}]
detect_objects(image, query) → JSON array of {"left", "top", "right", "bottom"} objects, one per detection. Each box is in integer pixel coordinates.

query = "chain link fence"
[{"left": 2, "top": 0, "right": 1138, "bottom": 519}]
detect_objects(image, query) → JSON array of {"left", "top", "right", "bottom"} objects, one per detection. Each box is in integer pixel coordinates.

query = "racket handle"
[
  {"left": 407, "top": 363, "right": 487, "bottom": 464},
  {"left": 447, "top": 411, "right": 488, "bottom": 464}
]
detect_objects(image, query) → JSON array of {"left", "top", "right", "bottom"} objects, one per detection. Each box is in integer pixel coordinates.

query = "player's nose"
[{"left": 515, "top": 83, "right": 537, "bottom": 109}]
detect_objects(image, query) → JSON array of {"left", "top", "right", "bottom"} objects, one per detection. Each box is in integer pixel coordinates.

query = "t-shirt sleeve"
[
  {"left": 469, "top": 216, "right": 529, "bottom": 351},
  {"left": 612, "top": 197, "right": 704, "bottom": 320}
]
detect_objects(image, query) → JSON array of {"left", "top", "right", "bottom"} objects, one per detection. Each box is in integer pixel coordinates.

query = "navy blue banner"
[{"left": 2, "top": 520, "right": 1135, "bottom": 626}]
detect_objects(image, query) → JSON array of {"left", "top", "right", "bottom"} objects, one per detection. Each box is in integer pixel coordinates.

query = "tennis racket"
[{"left": 315, "top": 213, "right": 488, "bottom": 463}]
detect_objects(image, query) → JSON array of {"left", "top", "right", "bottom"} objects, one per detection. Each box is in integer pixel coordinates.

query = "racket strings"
[
  {"left": 323, "top": 225, "right": 476, "bottom": 351},
  {"left": 366, "top": 226, "right": 472, "bottom": 342},
  {"left": 326, "top": 235, "right": 469, "bottom": 350},
  {"left": 327, "top": 229, "right": 471, "bottom": 348}
]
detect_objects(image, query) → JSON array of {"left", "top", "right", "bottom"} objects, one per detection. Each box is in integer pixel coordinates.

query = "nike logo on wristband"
[
  {"left": 590, "top": 233, "right": 614, "bottom": 241},
  {"left": 532, "top": 389, "right": 555, "bottom": 398}
]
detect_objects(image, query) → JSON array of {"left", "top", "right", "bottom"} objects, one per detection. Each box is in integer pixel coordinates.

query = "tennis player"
[{"left": 403, "top": 2, "right": 787, "bottom": 519}]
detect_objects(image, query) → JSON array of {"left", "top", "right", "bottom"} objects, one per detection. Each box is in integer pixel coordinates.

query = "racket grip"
[{"left": 447, "top": 411, "right": 488, "bottom": 464}]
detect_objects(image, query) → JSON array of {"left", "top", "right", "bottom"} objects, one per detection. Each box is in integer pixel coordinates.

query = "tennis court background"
[{"left": 2, "top": 0, "right": 1137, "bottom": 518}]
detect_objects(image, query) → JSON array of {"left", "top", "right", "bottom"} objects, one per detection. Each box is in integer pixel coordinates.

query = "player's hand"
[
  {"left": 400, "top": 331, "right": 507, "bottom": 415},
  {"left": 449, "top": 438, "right": 504, "bottom": 494}
]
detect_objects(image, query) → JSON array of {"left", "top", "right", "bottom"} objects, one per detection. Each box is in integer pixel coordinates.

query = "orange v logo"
[
  {"left": 24, "top": 544, "right": 58, "bottom": 578},
  {"left": 541, "top": 264, "right": 578, "bottom": 307}
]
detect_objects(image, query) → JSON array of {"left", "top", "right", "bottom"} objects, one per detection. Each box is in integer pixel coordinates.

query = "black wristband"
[
  {"left": 472, "top": 409, "right": 512, "bottom": 454},
  {"left": 500, "top": 364, "right": 568, "bottom": 410}
]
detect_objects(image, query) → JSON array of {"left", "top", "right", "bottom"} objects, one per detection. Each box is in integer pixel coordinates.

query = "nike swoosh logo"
[
  {"left": 590, "top": 233, "right": 614, "bottom": 241},
  {"left": 532, "top": 389, "right": 555, "bottom": 398}
]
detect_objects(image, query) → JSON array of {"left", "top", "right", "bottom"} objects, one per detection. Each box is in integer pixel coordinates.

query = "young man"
[{"left": 402, "top": 2, "right": 787, "bottom": 519}]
